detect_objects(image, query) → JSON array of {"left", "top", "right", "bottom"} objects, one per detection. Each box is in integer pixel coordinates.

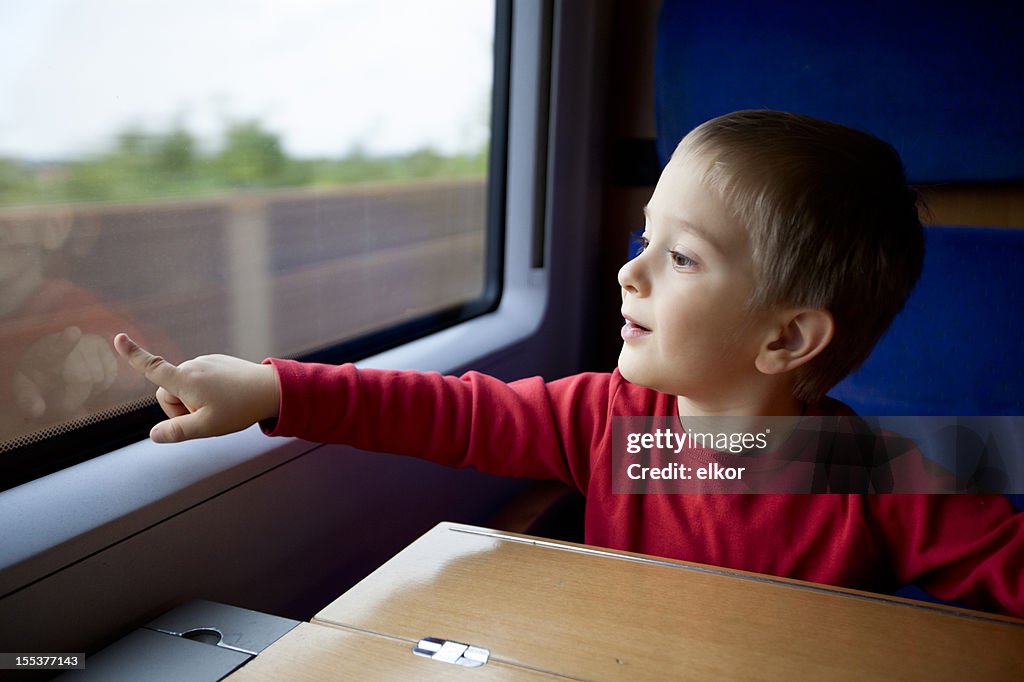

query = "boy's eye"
[{"left": 668, "top": 250, "right": 697, "bottom": 270}]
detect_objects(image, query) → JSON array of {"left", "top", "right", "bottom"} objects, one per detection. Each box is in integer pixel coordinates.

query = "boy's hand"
[{"left": 114, "top": 333, "right": 280, "bottom": 444}]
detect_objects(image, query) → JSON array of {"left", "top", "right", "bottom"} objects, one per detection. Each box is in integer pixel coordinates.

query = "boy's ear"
[{"left": 755, "top": 309, "right": 834, "bottom": 375}]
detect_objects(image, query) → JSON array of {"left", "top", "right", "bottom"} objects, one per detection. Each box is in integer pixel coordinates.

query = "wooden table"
[{"left": 229, "top": 522, "right": 1024, "bottom": 680}]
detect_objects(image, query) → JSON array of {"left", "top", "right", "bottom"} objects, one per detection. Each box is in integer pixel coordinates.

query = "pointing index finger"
[{"left": 114, "top": 333, "right": 180, "bottom": 391}]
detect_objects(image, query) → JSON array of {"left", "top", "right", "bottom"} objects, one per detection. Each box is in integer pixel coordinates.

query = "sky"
[{"left": 0, "top": 0, "right": 494, "bottom": 161}]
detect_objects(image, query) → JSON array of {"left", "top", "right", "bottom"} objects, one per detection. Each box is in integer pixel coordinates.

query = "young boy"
[{"left": 114, "top": 110, "right": 1023, "bottom": 618}]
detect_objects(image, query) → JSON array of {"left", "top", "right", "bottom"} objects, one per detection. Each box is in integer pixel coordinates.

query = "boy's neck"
[
  {"left": 675, "top": 392, "right": 806, "bottom": 456},
  {"left": 675, "top": 387, "right": 804, "bottom": 418}
]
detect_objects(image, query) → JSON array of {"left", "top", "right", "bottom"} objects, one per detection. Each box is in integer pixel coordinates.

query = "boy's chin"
[
  {"left": 617, "top": 354, "right": 655, "bottom": 390},
  {"left": 616, "top": 349, "right": 634, "bottom": 378},
  {"left": 617, "top": 354, "right": 684, "bottom": 396}
]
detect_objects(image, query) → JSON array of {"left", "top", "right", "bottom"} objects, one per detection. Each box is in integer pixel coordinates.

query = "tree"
[
  {"left": 215, "top": 120, "right": 286, "bottom": 186},
  {"left": 155, "top": 127, "right": 196, "bottom": 177}
]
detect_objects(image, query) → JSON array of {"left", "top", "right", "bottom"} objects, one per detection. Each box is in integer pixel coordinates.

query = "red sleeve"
[
  {"left": 870, "top": 495, "right": 1024, "bottom": 617},
  {"left": 260, "top": 359, "right": 613, "bottom": 492}
]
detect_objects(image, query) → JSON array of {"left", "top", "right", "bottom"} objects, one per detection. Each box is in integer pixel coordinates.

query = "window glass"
[{"left": 0, "top": 0, "right": 497, "bottom": 457}]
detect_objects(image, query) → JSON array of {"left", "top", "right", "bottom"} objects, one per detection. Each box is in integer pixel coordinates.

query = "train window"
[{"left": 0, "top": 0, "right": 508, "bottom": 488}]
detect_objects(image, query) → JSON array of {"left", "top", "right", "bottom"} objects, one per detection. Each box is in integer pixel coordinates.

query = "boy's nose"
[{"left": 618, "top": 256, "right": 648, "bottom": 296}]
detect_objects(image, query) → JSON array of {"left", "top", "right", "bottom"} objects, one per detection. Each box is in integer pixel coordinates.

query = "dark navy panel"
[
  {"left": 831, "top": 226, "right": 1024, "bottom": 416},
  {"left": 655, "top": 1, "right": 1024, "bottom": 182}
]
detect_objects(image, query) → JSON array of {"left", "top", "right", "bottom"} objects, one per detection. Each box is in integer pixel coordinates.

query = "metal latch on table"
[{"left": 413, "top": 637, "right": 490, "bottom": 667}]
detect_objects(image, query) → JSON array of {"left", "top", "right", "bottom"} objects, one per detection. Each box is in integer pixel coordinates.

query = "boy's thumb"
[{"left": 150, "top": 411, "right": 207, "bottom": 444}]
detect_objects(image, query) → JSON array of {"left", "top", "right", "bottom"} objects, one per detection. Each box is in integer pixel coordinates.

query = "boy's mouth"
[{"left": 621, "top": 314, "right": 652, "bottom": 340}]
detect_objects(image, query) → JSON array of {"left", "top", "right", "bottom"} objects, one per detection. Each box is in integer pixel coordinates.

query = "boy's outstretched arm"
[{"left": 113, "top": 333, "right": 280, "bottom": 444}]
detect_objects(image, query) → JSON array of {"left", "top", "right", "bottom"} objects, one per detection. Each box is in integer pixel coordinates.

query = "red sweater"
[{"left": 262, "top": 361, "right": 1024, "bottom": 617}]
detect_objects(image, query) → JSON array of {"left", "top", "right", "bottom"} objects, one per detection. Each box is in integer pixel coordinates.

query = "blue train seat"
[
  {"left": 654, "top": 2, "right": 1023, "bottom": 182},
  {"left": 830, "top": 227, "right": 1024, "bottom": 416},
  {"left": 653, "top": 0, "right": 1024, "bottom": 597}
]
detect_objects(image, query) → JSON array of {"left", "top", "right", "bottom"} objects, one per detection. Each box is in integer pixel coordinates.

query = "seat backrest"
[{"left": 830, "top": 226, "right": 1024, "bottom": 416}]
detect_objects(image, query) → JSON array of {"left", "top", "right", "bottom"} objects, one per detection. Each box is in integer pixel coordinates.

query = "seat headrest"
[{"left": 655, "top": 1, "right": 1024, "bottom": 183}]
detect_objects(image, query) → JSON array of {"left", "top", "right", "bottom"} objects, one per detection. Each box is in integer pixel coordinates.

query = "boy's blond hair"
[{"left": 677, "top": 110, "right": 924, "bottom": 402}]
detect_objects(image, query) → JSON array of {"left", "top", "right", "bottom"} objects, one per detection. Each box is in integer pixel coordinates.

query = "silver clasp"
[{"left": 413, "top": 637, "right": 490, "bottom": 667}]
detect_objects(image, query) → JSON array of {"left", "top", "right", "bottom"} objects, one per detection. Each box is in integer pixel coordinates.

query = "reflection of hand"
[
  {"left": 114, "top": 333, "right": 279, "bottom": 444},
  {"left": 13, "top": 326, "right": 118, "bottom": 417}
]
